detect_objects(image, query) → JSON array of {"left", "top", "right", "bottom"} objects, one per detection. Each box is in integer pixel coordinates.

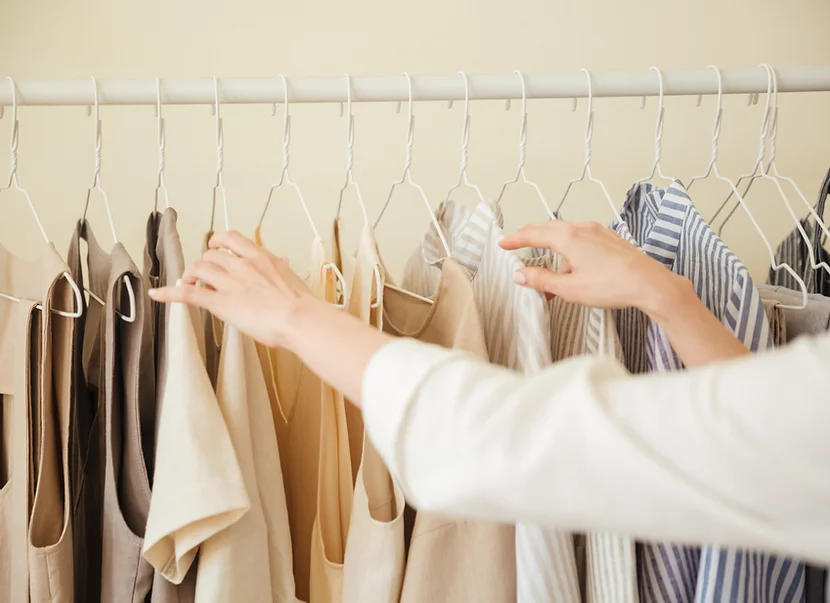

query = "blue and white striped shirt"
[{"left": 613, "top": 180, "right": 805, "bottom": 603}]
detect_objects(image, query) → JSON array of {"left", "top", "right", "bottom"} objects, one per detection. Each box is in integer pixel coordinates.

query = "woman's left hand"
[{"left": 149, "top": 230, "right": 322, "bottom": 349}]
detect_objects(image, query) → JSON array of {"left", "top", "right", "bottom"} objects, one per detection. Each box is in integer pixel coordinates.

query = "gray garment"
[
  {"left": 758, "top": 284, "right": 830, "bottom": 603},
  {"left": 758, "top": 285, "right": 830, "bottom": 340}
]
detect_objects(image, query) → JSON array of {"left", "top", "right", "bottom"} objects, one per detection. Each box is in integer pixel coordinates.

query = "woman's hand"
[
  {"left": 500, "top": 220, "right": 749, "bottom": 367},
  {"left": 500, "top": 221, "right": 689, "bottom": 321},
  {"left": 149, "top": 230, "right": 323, "bottom": 349}
]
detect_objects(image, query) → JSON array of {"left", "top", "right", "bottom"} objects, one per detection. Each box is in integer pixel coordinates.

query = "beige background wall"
[{"left": 0, "top": 0, "right": 829, "bottom": 280}]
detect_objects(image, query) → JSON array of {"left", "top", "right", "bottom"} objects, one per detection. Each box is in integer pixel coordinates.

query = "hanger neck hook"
[
  {"left": 755, "top": 64, "right": 774, "bottom": 173},
  {"left": 707, "top": 65, "right": 724, "bottom": 166},
  {"left": 766, "top": 65, "right": 780, "bottom": 166},
  {"left": 649, "top": 66, "right": 665, "bottom": 165},
  {"left": 581, "top": 68, "right": 594, "bottom": 167},
  {"left": 513, "top": 70, "right": 528, "bottom": 172},
  {"left": 213, "top": 77, "right": 224, "bottom": 186},
  {"left": 5, "top": 77, "right": 19, "bottom": 187},
  {"left": 403, "top": 72, "right": 415, "bottom": 172},
  {"left": 279, "top": 74, "right": 291, "bottom": 175},
  {"left": 155, "top": 76, "right": 166, "bottom": 196},
  {"left": 458, "top": 71, "right": 471, "bottom": 174},
  {"left": 343, "top": 74, "right": 355, "bottom": 178},
  {"left": 91, "top": 77, "right": 102, "bottom": 186}
]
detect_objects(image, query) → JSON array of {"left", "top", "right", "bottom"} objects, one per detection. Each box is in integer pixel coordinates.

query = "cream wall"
[{"left": 0, "top": 0, "right": 829, "bottom": 281}]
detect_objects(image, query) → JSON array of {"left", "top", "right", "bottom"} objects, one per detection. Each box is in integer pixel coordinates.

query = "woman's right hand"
[
  {"left": 500, "top": 221, "right": 689, "bottom": 320},
  {"left": 501, "top": 220, "right": 749, "bottom": 367}
]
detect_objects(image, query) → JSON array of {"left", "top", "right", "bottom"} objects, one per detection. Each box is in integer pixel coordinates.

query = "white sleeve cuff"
[{"left": 362, "top": 337, "right": 462, "bottom": 480}]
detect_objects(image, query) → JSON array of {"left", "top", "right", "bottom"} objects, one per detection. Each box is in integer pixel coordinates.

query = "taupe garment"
[
  {"left": 67, "top": 221, "right": 183, "bottom": 603},
  {"left": 254, "top": 231, "right": 353, "bottom": 603},
  {"left": 0, "top": 242, "right": 74, "bottom": 603},
  {"left": 337, "top": 226, "right": 406, "bottom": 603},
  {"left": 386, "top": 258, "right": 516, "bottom": 603}
]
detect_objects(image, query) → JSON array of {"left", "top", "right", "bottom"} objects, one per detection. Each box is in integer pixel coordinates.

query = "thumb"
[{"left": 513, "top": 266, "right": 570, "bottom": 297}]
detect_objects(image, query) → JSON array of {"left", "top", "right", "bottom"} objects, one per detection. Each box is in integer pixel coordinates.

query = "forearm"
[
  {"left": 363, "top": 335, "right": 830, "bottom": 564},
  {"left": 644, "top": 274, "right": 750, "bottom": 367},
  {"left": 284, "top": 298, "right": 391, "bottom": 404}
]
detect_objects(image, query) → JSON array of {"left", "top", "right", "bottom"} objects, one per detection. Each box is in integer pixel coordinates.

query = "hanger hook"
[
  {"left": 154, "top": 76, "right": 169, "bottom": 211},
  {"left": 5, "top": 77, "right": 19, "bottom": 185},
  {"left": 343, "top": 73, "right": 355, "bottom": 176},
  {"left": 403, "top": 72, "right": 415, "bottom": 171},
  {"left": 580, "top": 68, "right": 594, "bottom": 163},
  {"left": 278, "top": 74, "right": 291, "bottom": 171},
  {"left": 213, "top": 76, "right": 224, "bottom": 184},
  {"left": 90, "top": 77, "right": 102, "bottom": 183},
  {"left": 513, "top": 70, "right": 528, "bottom": 170},
  {"left": 458, "top": 71, "right": 472, "bottom": 171},
  {"left": 708, "top": 65, "right": 724, "bottom": 163},
  {"left": 756, "top": 64, "right": 775, "bottom": 172},
  {"left": 649, "top": 66, "right": 666, "bottom": 159}
]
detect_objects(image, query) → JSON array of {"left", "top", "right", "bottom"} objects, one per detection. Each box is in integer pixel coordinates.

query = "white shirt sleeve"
[{"left": 361, "top": 335, "right": 830, "bottom": 565}]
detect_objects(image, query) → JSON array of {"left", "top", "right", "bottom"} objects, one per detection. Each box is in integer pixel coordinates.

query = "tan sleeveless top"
[
  {"left": 254, "top": 231, "right": 353, "bottom": 603},
  {"left": 0, "top": 241, "right": 74, "bottom": 603}
]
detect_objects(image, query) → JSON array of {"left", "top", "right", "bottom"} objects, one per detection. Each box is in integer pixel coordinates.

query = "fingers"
[
  {"left": 512, "top": 266, "right": 570, "bottom": 297},
  {"left": 202, "top": 249, "right": 240, "bottom": 272},
  {"left": 499, "top": 221, "right": 574, "bottom": 253},
  {"left": 149, "top": 283, "right": 222, "bottom": 314},
  {"left": 182, "top": 259, "right": 233, "bottom": 291},
  {"left": 209, "top": 230, "right": 263, "bottom": 259}
]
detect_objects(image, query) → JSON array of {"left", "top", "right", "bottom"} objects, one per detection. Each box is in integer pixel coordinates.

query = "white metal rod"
[{"left": 1, "top": 67, "right": 829, "bottom": 107}]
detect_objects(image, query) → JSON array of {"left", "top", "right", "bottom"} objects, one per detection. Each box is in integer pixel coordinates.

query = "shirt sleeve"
[{"left": 361, "top": 335, "right": 830, "bottom": 565}]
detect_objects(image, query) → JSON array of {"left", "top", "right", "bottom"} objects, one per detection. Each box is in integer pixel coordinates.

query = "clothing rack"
[{"left": 2, "top": 66, "right": 830, "bottom": 107}]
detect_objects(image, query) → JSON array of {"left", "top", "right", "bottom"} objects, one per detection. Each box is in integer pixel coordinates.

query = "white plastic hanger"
[
  {"left": 208, "top": 76, "right": 230, "bottom": 232},
  {"left": 763, "top": 67, "right": 830, "bottom": 272},
  {"left": 554, "top": 68, "right": 624, "bottom": 224},
  {"left": 334, "top": 73, "right": 370, "bottom": 226},
  {"left": 495, "top": 70, "right": 556, "bottom": 220},
  {"left": 714, "top": 65, "right": 829, "bottom": 279},
  {"left": 687, "top": 66, "right": 808, "bottom": 310},
  {"left": 154, "top": 76, "right": 170, "bottom": 211},
  {"left": 256, "top": 74, "right": 349, "bottom": 309},
  {"left": 0, "top": 77, "right": 83, "bottom": 318},
  {"left": 374, "top": 72, "right": 452, "bottom": 258},
  {"left": 81, "top": 77, "right": 136, "bottom": 323},
  {"left": 635, "top": 66, "right": 675, "bottom": 186},
  {"left": 443, "top": 71, "right": 488, "bottom": 206}
]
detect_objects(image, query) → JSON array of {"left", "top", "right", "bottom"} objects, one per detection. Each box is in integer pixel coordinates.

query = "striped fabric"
[
  {"left": 769, "top": 168, "right": 830, "bottom": 295},
  {"left": 524, "top": 249, "right": 638, "bottom": 603},
  {"left": 613, "top": 180, "right": 805, "bottom": 603},
  {"left": 402, "top": 201, "right": 581, "bottom": 603},
  {"left": 403, "top": 200, "right": 637, "bottom": 603}
]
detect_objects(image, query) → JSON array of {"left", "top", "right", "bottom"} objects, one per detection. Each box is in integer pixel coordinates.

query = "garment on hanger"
[
  {"left": 769, "top": 167, "right": 830, "bottom": 295},
  {"left": 308, "top": 249, "right": 354, "bottom": 603},
  {"left": 253, "top": 229, "right": 353, "bottom": 603},
  {"left": 761, "top": 298, "right": 788, "bottom": 347},
  {"left": 402, "top": 200, "right": 582, "bottom": 603},
  {"left": 337, "top": 224, "right": 406, "bottom": 603},
  {"left": 67, "top": 221, "right": 159, "bottom": 602},
  {"left": 201, "top": 232, "right": 223, "bottom": 389},
  {"left": 140, "top": 209, "right": 249, "bottom": 595},
  {"left": 759, "top": 284, "right": 830, "bottom": 603},
  {"left": 387, "top": 261, "right": 516, "bottom": 603},
  {"left": 194, "top": 315, "right": 294, "bottom": 602},
  {"left": 612, "top": 181, "right": 805, "bottom": 603},
  {"left": 0, "top": 241, "right": 74, "bottom": 603},
  {"left": 759, "top": 285, "right": 830, "bottom": 340}
]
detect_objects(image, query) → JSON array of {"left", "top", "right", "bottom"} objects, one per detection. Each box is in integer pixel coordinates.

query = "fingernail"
[
  {"left": 148, "top": 288, "right": 158, "bottom": 298},
  {"left": 176, "top": 279, "right": 182, "bottom": 287},
  {"left": 512, "top": 270, "right": 526, "bottom": 285}
]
